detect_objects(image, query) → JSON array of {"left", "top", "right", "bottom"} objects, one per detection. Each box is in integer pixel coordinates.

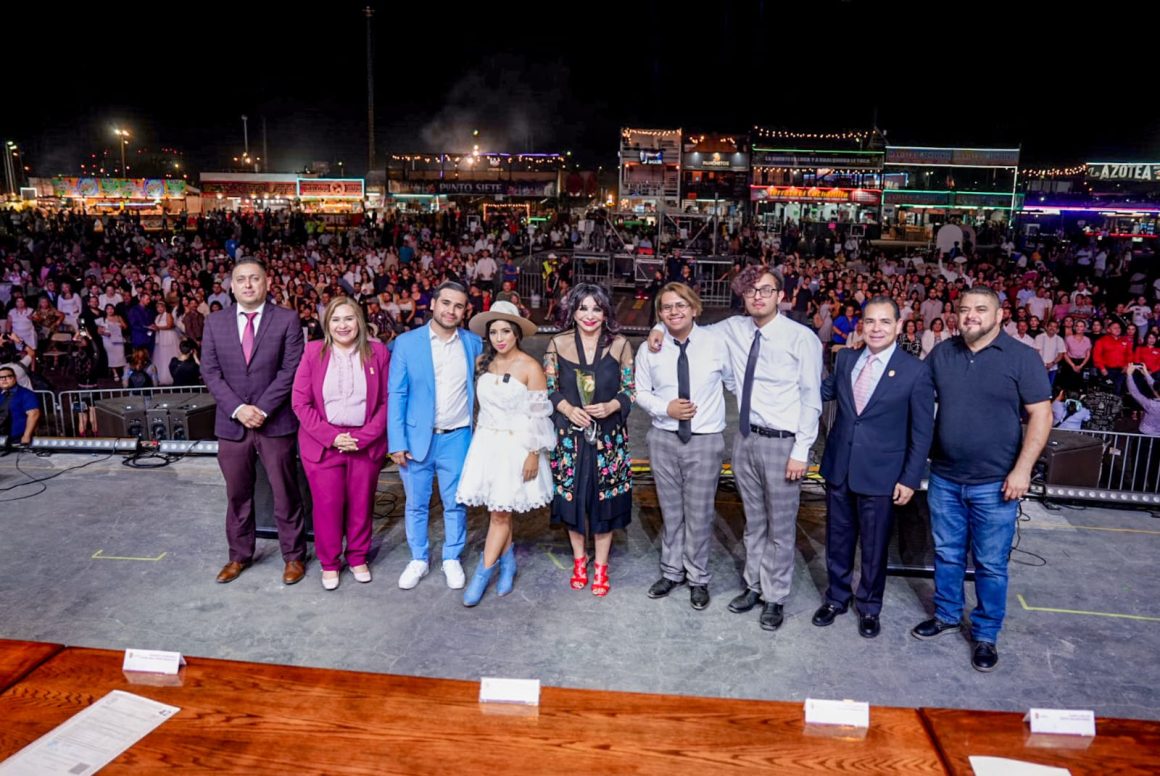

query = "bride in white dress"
[
  {"left": 152, "top": 300, "right": 182, "bottom": 386},
  {"left": 456, "top": 301, "right": 553, "bottom": 607}
]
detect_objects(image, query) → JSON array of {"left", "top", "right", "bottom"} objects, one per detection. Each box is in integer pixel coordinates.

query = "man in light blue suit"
[{"left": 388, "top": 282, "right": 483, "bottom": 591}]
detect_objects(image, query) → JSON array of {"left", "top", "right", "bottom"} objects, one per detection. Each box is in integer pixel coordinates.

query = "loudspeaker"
[
  {"left": 143, "top": 393, "right": 217, "bottom": 441},
  {"left": 254, "top": 451, "right": 315, "bottom": 540},
  {"left": 167, "top": 395, "right": 216, "bottom": 441},
  {"left": 93, "top": 397, "right": 147, "bottom": 439},
  {"left": 1037, "top": 429, "right": 1104, "bottom": 487}
]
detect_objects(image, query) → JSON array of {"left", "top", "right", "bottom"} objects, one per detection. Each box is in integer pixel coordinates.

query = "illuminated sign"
[
  {"left": 885, "top": 147, "right": 1020, "bottom": 167},
  {"left": 638, "top": 150, "right": 665, "bottom": 165},
  {"left": 751, "top": 150, "right": 882, "bottom": 169},
  {"left": 749, "top": 186, "right": 881, "bottom": 204},
  {"left": 51, "top": 178, "right": 188, "bottom": 200},
  {"left": 1086, "top": 163, "right": 1160, "bottom": 182},
  {"left": 297, "top": 179, "right": 365, "bottom": 199}
]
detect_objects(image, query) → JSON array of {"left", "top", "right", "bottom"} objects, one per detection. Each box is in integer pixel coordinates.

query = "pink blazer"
[{"left": 292, "top": 340, "right": 391, "bottom": 464}]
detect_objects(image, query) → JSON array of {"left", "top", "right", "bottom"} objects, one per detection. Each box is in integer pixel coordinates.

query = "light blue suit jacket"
[{"left": 387, "top": 323, "right": 483, "bottom": 462}]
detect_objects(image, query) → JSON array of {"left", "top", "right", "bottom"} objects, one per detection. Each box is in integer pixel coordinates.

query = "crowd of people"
[{"left": 3, "top": 207, "right": 1160, "bottom": 675}]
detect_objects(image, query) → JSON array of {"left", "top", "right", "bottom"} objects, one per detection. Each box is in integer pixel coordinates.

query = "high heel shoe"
[
  {"left": 463, "top": 560, "right": 496, "bottom": 607},
  {"left": 496, "top": 545, "right": 517, "bottom": 597},
  {"left": 570, "top": 555, "right": 589, "bottom": 590},
  {"left": 592, "top": 563, "right": 610, "bottom": 597}
]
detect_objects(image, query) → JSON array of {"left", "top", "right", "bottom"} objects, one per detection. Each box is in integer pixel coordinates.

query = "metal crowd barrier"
[{"left": 1071, "top": 428, "right": 1160, "bottom": 496}]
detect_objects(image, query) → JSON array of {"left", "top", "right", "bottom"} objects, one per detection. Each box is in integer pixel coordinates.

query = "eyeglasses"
[
  {"left": 742, "top": 285, "right": 779, "bottom": 299},
  {"left": 660, "top": 301, "right": 691, "bottom": 313}
]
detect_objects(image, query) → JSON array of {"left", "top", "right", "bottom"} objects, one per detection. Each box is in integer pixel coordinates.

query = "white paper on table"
[
  {"left": 0, "top": 690, "right": 180, "bottom": 776},
  {"left": 970, "top": 756, "right": 1071, "bottom": 775},
  {"left": 803, "top": 698, "right": 870, "bottom": 728},
  {"left": 479, "top": 677, "right": 540, "bottom": 705},
  {"left": 1024, "top": 708, "right": 1097, "bottom": 737},
  {"left": 122, "top": 649, "right": 186, "bottom": 676}
]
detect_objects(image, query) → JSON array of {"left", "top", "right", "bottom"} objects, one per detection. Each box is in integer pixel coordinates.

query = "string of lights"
[
  {"left": 753, "top": 127, "right": 874, "bottom": 141},
  {"left": 1020, "top": 164, "right": 1086, "bottom": 177}
]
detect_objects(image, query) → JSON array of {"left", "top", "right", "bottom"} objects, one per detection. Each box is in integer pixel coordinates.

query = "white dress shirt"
[
  {"left": 850, "top": 342, "right": 896, "bottom": 398},
  {"left": 231, "top": 303, "right": 268, "bottom": 420},
  {"left": 236, "top": 302, "right": 266, "bottom": 341},
  {"left": 709, "top": 313, "right": 824, "bottom": 462},
  {"left": 635, "top": 324, "right": 735, "bottom": 434},
  {"left": 1035, "top": 332, "right": 1065, "bottom": 366},
  {"left": 430, "top": 325, "right": 471, "bottom": 430}
]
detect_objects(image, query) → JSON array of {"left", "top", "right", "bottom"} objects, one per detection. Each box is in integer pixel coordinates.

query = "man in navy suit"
[
  {"left": 388, "top": 282, "right": 483, "bottom": 591},
  {"left": 201, "top": 258, "right": 307, "bottom": 586},
  {"left": 814, "top": 295, "right": 935, "bottom": 638}
]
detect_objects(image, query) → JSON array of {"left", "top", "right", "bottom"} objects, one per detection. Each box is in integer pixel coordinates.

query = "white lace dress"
[{"left": 455, "top": 373, "right": 555, "bottom": 513}]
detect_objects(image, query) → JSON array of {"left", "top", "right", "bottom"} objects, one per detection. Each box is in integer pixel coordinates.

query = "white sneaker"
[
  {"left": 398, "top": 560, "right": 429, "bottom": 590},
  {"left": 442, "top": 559, "right": 465, "bottom": 589}
]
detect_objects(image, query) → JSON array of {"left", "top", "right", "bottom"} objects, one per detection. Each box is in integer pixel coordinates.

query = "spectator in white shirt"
[{"left": 1034, "top": 320, "right": 1066, "bottom": 386}]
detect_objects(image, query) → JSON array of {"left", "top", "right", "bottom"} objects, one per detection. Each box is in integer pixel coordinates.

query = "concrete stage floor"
[{"left": 3, "top": 334, "right": 1159, "bottom": 720}]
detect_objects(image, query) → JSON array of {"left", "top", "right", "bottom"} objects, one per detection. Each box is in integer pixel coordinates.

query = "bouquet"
[{"left": 574, "top": 368, "right": 598, "bottom": 444}]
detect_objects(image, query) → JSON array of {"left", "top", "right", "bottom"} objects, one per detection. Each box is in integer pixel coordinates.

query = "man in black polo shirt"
[{"left": 912, "top": 286, "right": 1052, "bottom": 672}]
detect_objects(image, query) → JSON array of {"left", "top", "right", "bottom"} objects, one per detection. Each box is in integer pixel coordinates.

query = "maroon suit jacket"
[
  {"left": 201, "top": 303, "right": 305, "bottom": 441},
  {"left": 291, "top": 340, "right": 391, "bottom": 464}
]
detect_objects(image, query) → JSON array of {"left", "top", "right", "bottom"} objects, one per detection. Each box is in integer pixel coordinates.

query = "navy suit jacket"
[
  {"left": 819, "top": 346, "right": 935, "bottom": 496},
  {"left": 201, "top": 303, "right": 305, "bottom": 441}
]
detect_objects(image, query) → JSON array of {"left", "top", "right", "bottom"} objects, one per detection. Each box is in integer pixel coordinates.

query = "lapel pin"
[
  {"left": 369, "top": 367, "right": 375, "bottom": 375},
  {"left": 888, "top": 370, "right": 896, "bottom": 377}
]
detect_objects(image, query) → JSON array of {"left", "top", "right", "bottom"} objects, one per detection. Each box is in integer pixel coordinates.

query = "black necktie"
[
  {"left": 739, "top": 328, "right": 761, "bottom": 437},
  {"left": 676, "top": 339, "right": 692, "bottom": 444}
]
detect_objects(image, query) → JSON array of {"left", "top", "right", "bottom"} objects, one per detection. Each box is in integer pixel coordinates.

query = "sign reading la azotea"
[
  {"left": 297, "top": 179, "right": 365, "bottom": 199},
  {"left": 1086, "top": 163, "right": 1160, "bottom": 182}
]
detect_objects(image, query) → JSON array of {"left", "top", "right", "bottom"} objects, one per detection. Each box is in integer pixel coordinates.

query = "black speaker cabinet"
[
  {"left": 167, "top": 395, "right": 216, "bottom": 441},
  {"left": 1038, "top": 429, "right": 1104, "bottom": 487},
  {"left": 93, "top": 397, "right": 147, "bottom": 439},
  {"left": 254, "top": 451, "right": 315, "bottom": 540}
]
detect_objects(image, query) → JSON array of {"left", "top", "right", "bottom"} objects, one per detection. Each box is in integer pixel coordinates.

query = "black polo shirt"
[{"left": 927, "top": 330, "right": 1052, "bottom": 484}]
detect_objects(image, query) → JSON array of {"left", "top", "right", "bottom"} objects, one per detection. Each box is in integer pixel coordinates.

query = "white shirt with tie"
[
  {"left": 708, "top": 313, "right": 824, "bottom": 462},
  {"left": 429, "top": 325, "right": 471, "bottom": 430},
  {"left": 635, "top": 324, "right": 735, "bottom": 434},
  {"left": 850, "top": 342, "right": 896, "bottom": 400},
  {"left": 231, "top": 303, "right": 267, "bottom": 420}
]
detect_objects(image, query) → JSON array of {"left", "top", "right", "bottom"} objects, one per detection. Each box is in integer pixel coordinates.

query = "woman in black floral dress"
[{"left": 544, "top": 283, "right": 635, "bottom": 597}]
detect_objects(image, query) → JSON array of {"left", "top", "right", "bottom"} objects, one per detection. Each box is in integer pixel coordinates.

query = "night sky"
[{"left": 9, "top": 1, "right": 1155, "bottom": 177}]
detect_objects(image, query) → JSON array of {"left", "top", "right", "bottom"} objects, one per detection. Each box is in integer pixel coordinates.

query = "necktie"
[
  {"left": 853, "top": 354, "right": 877, "bottom": 415},
  {"left": 242, "top": 312, "right": 257, "bottom": 364},
  {"left": 676, "top": 339, "right": 692, "bottom": 444},
  {"left": 738, "top": 329, "right": 761, "bottom": 437}
]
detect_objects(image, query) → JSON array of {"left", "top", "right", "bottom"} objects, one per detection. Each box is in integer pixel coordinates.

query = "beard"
[{"left": 962, "top": 319, "right": 998, "bottom": 345}]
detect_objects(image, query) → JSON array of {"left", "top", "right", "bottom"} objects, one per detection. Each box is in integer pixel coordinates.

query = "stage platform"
[{"left": 1, "top": 437, "right": 1159, "bottom": 722}]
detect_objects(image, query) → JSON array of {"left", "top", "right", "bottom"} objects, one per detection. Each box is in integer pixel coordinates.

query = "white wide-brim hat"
[{"left": 469, "top": 300, "right": 538, "bottom": 338}]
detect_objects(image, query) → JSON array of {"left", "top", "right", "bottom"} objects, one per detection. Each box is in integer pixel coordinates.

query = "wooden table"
[
  {"left": 0, "top": 647, "right": 944, "bottom": 774},
  {"left": 0, "top": 639, "right": 63, "bottom": 693},
  {"left": 922, "top": 708, "right": 1160, "bottom": 775}
]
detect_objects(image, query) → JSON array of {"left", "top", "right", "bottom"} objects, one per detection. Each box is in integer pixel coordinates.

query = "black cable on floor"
[
  {"left": 1010, "top": 501, "right": 1048, "bottom": 567},
  {"left": 0, "top": 451, "right": 115, "bottom": 503}
]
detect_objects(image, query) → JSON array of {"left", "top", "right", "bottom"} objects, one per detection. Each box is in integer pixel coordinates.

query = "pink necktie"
[
  {"left": 853, "top": 354, "right": 877, "bottom": 415},
  {"left": 242, "top": 312, "right": 257, "bottom": 364}
]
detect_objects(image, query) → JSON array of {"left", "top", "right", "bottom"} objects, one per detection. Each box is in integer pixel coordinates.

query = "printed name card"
[
  {"left": 479, "top": 677, "right": 540, "bottom": 706},
  {"left": 122, "top": 649, "right": 186, "bottom": 676},
  {"left": 1024, "top": 708, "right": 1096, "bottom": 737},
  {"left": 804, "top": 698, "right": 870, "bottom": 728}
]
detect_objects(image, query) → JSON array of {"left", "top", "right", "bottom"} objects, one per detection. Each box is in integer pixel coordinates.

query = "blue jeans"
[
  {"left": 399, "top": 427, "right": 471, "bottom": 562},
  {"left": 927, "top": 473, "right": 1018, "bottom": 644}
]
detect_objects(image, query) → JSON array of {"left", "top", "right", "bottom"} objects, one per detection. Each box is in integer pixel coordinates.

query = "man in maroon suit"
[{"left": 201, "top": 258, "right": 308, "bottom": 585}]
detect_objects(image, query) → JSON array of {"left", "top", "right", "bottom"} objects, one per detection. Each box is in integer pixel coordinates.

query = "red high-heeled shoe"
[
  {"left": 570, "top": 555, "right": 588, "bottom": 590},
  {"left": 592, "top": 563, "right": 610, "bottom": 597}
]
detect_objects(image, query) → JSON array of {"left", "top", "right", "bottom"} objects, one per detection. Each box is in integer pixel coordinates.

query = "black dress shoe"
[
  {"left": 811, "top": 602, "right": 847, "bottom": 627},
  {"left": 858, "top": 613, "right": 880, "bottom": 639},
  {"left": 972, "top": 641, "right": 999, "bottom": 672},
  {"left": 647, "top": 577, "right": 682, "bottom": 599},
  {"left": 759, "top": 602, "right": 784, "bottom": 631},
  {"left": 911, "top": 617, "right": 962, "bottom": 640},
  {"left": 689, "top": 585, "right": 709, "bottom": 610},
  {"left": 728, "top": 589, "right": 762, "bottom": 613}
]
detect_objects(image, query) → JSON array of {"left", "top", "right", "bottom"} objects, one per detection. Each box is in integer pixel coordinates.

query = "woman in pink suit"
[{"left": 292, "top": 297, "right": 391, "bottom": 591}]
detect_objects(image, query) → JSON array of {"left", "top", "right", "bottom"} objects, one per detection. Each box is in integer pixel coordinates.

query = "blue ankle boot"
[
  {"left": 463, "top": 561, "right": 496, "bottom": 607},
  {"left": 496, "top": 545, "right": 517, "bottom": 597}
]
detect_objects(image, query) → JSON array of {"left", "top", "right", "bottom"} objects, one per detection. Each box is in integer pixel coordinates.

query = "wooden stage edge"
[{"left": 1, "top": 639, "right": 1158, "bottom": 774}]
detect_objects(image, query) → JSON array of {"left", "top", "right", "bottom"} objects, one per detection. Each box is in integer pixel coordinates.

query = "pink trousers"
[{"left": 302, "top": 447, "right": 383, "bottom": 571}]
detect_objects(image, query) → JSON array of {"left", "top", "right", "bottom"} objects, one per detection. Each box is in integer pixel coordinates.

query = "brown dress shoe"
[
  {"left": 216, "top": 561, "right": 250, "bottom": 584},
  {"left": 282, "top": 560, "right": 306, "bottom": 585}
]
